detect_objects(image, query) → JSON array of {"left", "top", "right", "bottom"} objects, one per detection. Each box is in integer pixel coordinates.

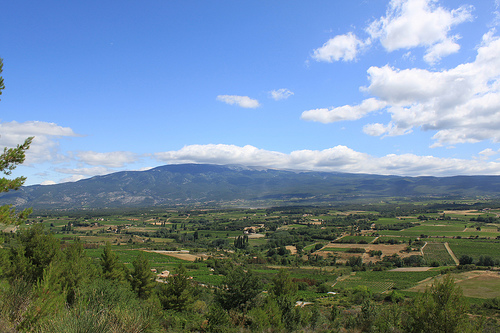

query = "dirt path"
[
  {"left": 444, "top": 242, "right": 460, "bottom": 265},
  {"left": 420, "top": 242, "right": 427, "bottom": 256},
  {"left": 144, "top": 250, "right": 205, "bottom": 262}
]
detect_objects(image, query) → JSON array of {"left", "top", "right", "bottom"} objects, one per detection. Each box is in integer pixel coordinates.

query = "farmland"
[
  {"left": 2, "top": 201, "right": 500, "bottom": 331},
  {"left": 10, "top": 202, "right": 499, "bottom": 294}
]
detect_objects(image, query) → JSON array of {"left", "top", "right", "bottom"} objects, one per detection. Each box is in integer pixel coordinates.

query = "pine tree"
[
  {"left": 130, "top": 252, "right": 155, "bottom": 299},
  {"left": 158, "top": 264, "right": 193, "bottom": 311},
  {"left": 101, "top": 242, "right": 126, "bottom": 282}
]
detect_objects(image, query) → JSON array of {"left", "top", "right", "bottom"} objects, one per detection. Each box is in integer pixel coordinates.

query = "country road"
[{"left": 444, "top": 242, "right": 460, "bottom": 265}]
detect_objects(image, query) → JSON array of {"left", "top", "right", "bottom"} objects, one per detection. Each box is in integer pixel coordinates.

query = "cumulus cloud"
[
  {"left": 75, "top": 151, "right": 140, "bottom": 168},
  {"left": 312, "top": 32, "right": 368, "bottom": 62},
  {"left": 312, "top": 0, "right": 473, "bottom": 66},
  {"left": 360, "top": 32, "right": 500, "bottom": 146},
  {"left": 270, "top": 88, "right": 294, "bottom": 101},
  {"left": 367, "top": 0, "right": 473, "bottom": 63},
  {"left": 423, "top": 36, "right": 461, "bottom": 64},
  {"left": 153, "top": 143, "right": 500, "bottom": 176},
  {"left": 216, "top": 95, "right": 260, "bottom": 108},
  {"left": 155, "top": 144, "right": 287, "bottom": 168},
  {"left": 307, "top": 28, "right": 500, "bottom": 147},
  {"left": 301, "top": 98, "right": 387, "bottom": 123},
  {"left": 0, "top": 121, "right": 79, "bottom": 165}
]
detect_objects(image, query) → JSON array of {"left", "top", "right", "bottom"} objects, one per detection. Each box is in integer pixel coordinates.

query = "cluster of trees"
[{"left": 459, "top": 254, "right": 499, "bottom": 267}]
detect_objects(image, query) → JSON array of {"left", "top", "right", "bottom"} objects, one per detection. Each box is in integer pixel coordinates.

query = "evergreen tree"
[
  {"left": 270, "top": 269, "right": 299, "bottom": 331},
  {"left": 100, "top": 242, "right": 126, "bottom": 282},
  {"left": 216, "top": 265, "right": 262, "bottom": 312},
  {"left": 158, "top": 264, "right": 193, "bottom": 312},
  {"left": 130, "top": 252, "right": 155, "bottom": 300},
  {"left": 405, "top": 275, "right": 469, "bottom": 333},
  {"left": 58, "top": 241, "right": 97, "bottom": 305},
  {"left": 8, "top": 224, "right": 60, "bottom": 283}
]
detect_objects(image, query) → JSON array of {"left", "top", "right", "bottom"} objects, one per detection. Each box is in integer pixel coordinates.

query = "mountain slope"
[{"left": 1, "top": 164, "right": 500, "bottom": 209}]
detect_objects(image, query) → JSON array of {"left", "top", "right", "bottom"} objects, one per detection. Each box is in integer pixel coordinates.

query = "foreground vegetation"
[{"left": 1, "top": 202, "right": 500, "bottom": 332}]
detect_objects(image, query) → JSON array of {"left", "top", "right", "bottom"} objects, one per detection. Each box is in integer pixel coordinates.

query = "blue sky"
[{"left": 2, "top": 0, "right": 500, "bottom": 185}]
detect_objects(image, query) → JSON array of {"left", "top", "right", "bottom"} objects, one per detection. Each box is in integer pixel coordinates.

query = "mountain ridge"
[{"left": 2, "top": 163, "right": 500, "bottom": 209}]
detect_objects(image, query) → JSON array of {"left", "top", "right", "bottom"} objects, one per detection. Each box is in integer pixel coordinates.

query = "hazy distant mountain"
[{"left": 2, "top": 164, "right": 500, "bottom": 210}]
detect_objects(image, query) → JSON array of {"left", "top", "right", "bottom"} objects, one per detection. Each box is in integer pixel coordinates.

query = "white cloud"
[
  {"left": 40, "top": 180, "right": 57, "bottom": 185},
  {"left": 75, "top": 151, "right": 140, "bottom": 168},
  {"left": 423, "top": 35, "right": 461, "bottom": 64},
  {"left": 363, "top": 122, "right": 413, "bottom": 137},
  {"left": 366, "top": 0, "right": 473, "bottom": 63},
  {"left": 53, "top": 166, "right": 114, "bottom": 183},
  {"left": 0, "top": 121, "right": 79, "bottom": 165},
  {"left": 301, "top": 98, "right": 387, "bottom": 123},
  {"left": 478, "top": 148, "right": 497, "bottom": 160},
  {"left": 60, "top": 175, "right": 88, "bottom": 183},
  {"left": 155, "top": 144, "right": 286, "bottom": 168},
  {"left": 270, "top": 88, "right": 294, "bottom": 101},
  {"left": 358, "top": 31, "right": 500, "bottom": 146},
  {"left": 216, "top": 95, "right": 260, "bottom": 108},
  {"left": 312, "top": 32, "right": 368, "bottom": 62},
  {"left": 153, "top": 143, "right": 500, "bottom": 176},
  {"left": 55, "top": 166, "right": 111, "bottom": 176}
]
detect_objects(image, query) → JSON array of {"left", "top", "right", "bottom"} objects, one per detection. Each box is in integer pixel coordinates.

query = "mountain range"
[{"left": 2, "top": 164, "right": 500, "bottom": 210}]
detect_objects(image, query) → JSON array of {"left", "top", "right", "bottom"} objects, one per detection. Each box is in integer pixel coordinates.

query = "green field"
[
  {"left": 433, "top": 238, "right": 500, "bottom": 263},
  {"left": 422, "top": 242, "right": 455, "bottom": 265},
  {"left": 332, "top": 270, "right": 442, "bottom": 293}
]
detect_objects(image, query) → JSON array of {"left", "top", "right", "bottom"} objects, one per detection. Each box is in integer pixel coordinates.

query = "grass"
[
  {"left": 320, "top": 247, "right": 351, "bottom": 252},
  {"left": 334, "top": 280, "right": 395, "bottom": 293},
  {"left": 440, "top": 239, "right": 500, "bottom": 263},
  {"left": 457, "top": 275, "right": 500, "bottom": 299},
  {"left": 333, "top": 270, "right": 442, "bottom": 293},
  {"left": 422, "top": 242, "right": 455, "bottom": 265}
]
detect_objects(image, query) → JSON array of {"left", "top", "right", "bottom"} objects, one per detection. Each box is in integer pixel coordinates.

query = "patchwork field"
[
  {"left": 422, "top": 242, "right": 456, "bottom": 266},
  {"left": 320, "top": 242, "right": 413, "bottom": 263},
  {"left": 408, "top": 270, "right": 500, "bottom": 299}
]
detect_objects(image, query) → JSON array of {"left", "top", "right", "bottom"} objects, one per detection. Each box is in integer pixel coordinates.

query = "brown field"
[
  {"left": 145, "top": 250, "right": 206, "bottom": 262},
  {"left": 286, "top": 245, "right": 297, "bottom": 254},
  {"left": 320, "top": 243, "right": 414, "bottom": 263},
  {"left": 390, "top": 267, "right": 432, "bottom": 272},
  {"left": 247, "top": 233, "right": 265, "bottom": 239},
  {"left": 408, "top": 270, "right": 500, "bottom": 298},
  {"left": 443, "top": 210, "right": 482, "bottom": 215}
]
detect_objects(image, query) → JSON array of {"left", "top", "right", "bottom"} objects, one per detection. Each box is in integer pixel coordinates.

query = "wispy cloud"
[
  {"left": 270, "top": 88, "right": 294, "bottom": 101},
  {"left": 216, "top": 95, "right": 260, "bottom": 108},
  {"left": 301, "top": 98, "right": 387, "bottom": 123},
  {"left": 75, "top": 151, "right": 140, "bottom": 168}
]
